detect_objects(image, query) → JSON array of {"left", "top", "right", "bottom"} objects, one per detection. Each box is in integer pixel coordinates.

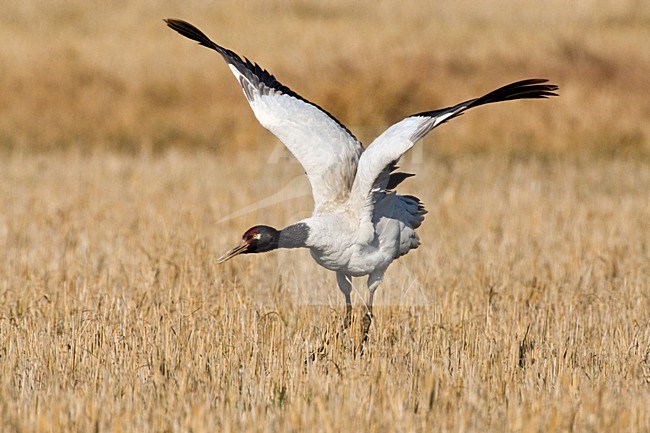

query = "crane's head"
[{"left": 216, "top": 225, "right": 280, "bottom": 263}]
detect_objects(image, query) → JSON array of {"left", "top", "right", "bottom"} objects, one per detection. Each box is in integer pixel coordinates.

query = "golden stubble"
[{"left": 0, "top": 151, "right": 648, "bottom": 432}]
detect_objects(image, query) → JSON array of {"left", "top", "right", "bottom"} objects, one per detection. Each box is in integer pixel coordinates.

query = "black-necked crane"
[{"left": 165, "top": 18, "right": 558, "bottom": 345}]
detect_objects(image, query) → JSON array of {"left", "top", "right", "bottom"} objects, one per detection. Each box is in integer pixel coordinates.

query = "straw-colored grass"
[
  {"left": 1, "top": 151, "right": 648, "bottom": 432},
  {"left": 1, "top": 1, "right": 649, "bottom": 432}
]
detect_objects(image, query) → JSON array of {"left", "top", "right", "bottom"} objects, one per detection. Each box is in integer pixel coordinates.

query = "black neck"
[{"left": 278, "top": 222, "right": 310, "bottom": 249}]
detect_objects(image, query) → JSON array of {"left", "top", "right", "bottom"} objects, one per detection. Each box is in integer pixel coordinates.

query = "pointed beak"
[{"left": 216, "top": 241, "right": 249, "bottom": 264}]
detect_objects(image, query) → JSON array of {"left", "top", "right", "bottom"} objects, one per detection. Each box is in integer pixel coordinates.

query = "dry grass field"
[{"left": 1, "top": 0, "right": 649, "bottom": 432}]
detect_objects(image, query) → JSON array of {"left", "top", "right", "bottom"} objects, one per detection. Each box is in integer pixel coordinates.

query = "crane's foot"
[
  {"left": 342, "top": 304, "right": 352, "bottom": 330},
  {"left": 358, "top": 311, "right": 372, "bottom": 356},
  {"left": 305, "top": 344, "right": 327, "bottom": 364}
]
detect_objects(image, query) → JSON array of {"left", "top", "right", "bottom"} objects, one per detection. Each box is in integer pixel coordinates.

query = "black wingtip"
[
  {"left": 466, "top": 78, "right": 559, "bottom": 110},
  {"left": 164, "top": 18, "right": 217, "bottom": 50},
  {"left": 411, "top": 78, "right": 558, "bottom": 119}
]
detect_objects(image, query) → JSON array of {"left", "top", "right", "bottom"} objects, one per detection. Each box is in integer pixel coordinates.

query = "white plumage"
[{"left": 165, "top": 18, "right": 558, "bottom": 344}]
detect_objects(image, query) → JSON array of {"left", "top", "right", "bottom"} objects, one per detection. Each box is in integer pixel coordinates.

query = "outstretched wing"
[
  {"left": 351, "top": 79, "right": 558, "bottom": 217},
  {"left": 165, "top": 19, "right": 364, "bottom": 213}
]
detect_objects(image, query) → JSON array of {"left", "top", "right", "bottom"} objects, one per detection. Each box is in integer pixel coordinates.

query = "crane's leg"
[
  {"left": 336, "top": 272, "right": 353, "bottom": 329},
  {"left": 306, "top": 273, "right": 353, "bottom": 363},
  {"left": 360, "top": 271, "right": 384, "bottom": 351}
]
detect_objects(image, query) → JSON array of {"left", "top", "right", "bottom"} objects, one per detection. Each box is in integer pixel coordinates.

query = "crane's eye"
[{"left": 252, "top": 233, "right": 261, "bottom": 240}]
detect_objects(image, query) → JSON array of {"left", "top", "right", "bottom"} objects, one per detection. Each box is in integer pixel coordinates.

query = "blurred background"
[{"left": 1, "top": 0, "right": 648, "bottom": 157}]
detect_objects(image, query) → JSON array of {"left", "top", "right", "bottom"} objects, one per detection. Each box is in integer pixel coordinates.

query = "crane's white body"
[{"left": 302, "top": 194, "right": 421, "bottom": 277}]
